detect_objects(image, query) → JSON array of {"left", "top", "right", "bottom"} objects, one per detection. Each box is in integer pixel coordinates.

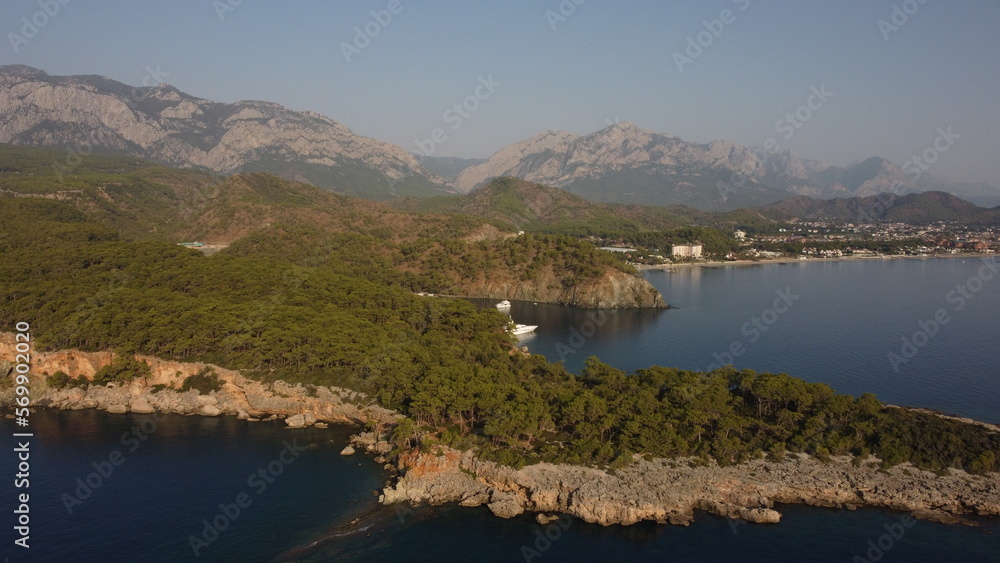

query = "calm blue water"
[
  {"left": 4, "top": 258, "right": 999, "bottom": 562},
  {"left": 513, "top": 257, "right": 1000, "bottom": 424}
]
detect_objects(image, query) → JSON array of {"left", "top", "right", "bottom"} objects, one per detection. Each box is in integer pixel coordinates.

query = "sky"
[{"left": 2, "top": 0, "right": 999, "bottom": 186}]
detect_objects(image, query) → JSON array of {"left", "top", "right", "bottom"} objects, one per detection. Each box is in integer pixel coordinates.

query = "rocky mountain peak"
[{"left": 0, "top": 66, "right": 447, "bottom": 199}]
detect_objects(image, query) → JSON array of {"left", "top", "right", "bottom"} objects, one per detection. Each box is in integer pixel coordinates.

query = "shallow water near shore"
[{"left": 6, "top": 258, "right": 1000, "bottom": 561}]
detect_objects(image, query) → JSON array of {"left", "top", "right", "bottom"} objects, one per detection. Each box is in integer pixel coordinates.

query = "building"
[{"left": 671, "top": 243, "right": 703, "bottom": 258}]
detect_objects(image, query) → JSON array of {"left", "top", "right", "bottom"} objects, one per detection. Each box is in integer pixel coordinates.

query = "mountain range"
[
  {"left": 0, "top": 65, "right": 445, "bottom": 200},
  {"left": 449, "top": 123, "right": 1000, "bottom": 210},
  {"left": 2, "top": 65, "right": 998, "bottom": 212}
]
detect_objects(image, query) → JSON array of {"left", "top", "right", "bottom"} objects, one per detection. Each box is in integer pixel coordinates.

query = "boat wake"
[{"left": 273, "top": 501, "right": 431, "bottom": 562}]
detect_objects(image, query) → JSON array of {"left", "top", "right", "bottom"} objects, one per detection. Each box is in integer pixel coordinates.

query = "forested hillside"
[
  {"left": 0, "top": 145, "right": 660, "bottom": 308},
  {"left": 1, "top": 196, "right": 997, "bottom": 477},
  {"left": 1, "top": 146, "right": 997, "bottom": 476},
  {"left": 392, "top": 177, "right": 769, "bottom": 254}
]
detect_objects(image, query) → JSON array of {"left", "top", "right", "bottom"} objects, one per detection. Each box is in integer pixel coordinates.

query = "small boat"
[
  {"left": 511, "top": 323, "right": 537, "bottom": 336},
  {"left": 495, "top": 300, "right": 511, "bottom": 309}
]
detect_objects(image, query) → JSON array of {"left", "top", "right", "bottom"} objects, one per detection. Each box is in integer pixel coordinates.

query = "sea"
[{"left": 3, "top": 257, "right": 999, "bottom": 562}]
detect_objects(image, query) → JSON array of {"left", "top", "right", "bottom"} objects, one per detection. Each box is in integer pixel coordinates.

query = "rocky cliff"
[
  {"left": 381, "top": 443, "right": 1000, "bottom": 527},
  {"left": 461, "top": 268, "right": 667, "bottom": 309},
  {"left": 0, "top": 334, "right": 395, "bottom": 425}
]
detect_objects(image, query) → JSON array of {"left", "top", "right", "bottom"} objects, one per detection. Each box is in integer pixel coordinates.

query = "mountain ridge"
[
  {"left": 449, "top": 122, "right": 998, "bottom": 211},
  {"left": 3, "top": 66, "right": 998, "bottom": 211},
  {"left": 0, "top": 65, "right": 449, "bottom": 200}
]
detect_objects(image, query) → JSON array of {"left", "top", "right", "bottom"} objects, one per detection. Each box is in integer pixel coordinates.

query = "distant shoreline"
[{"left": 637, "top": 253, "right": 983, "bottom": 271}]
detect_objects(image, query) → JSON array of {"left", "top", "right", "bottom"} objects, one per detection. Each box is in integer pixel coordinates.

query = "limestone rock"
[
  {"left": 340, "top": 445, "right": 356, "bottom": 456},
  {"left": 130, "top": 398, "right": 155, "bottom": 414},
  {"left": 0, "top": 66, "right": 443, "bottom": 197},
  {"left": 536, "top": 513, "right": 559, "bottom": 525},
  {"left": 382, "top": 444, "right": 1000, "bottom": 529},
  {"left": 487, "top": 491, "right": 525, "bottom": 519}
]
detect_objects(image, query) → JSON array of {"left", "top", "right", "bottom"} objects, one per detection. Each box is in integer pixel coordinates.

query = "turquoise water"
[{"left": 4, "top": 257, "right": 999, "bottom": 561}]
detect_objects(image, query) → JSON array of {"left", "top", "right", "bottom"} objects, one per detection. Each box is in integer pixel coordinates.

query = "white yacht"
[
  {"left": 511, "top": 323, "right": 537, "bottom": 336},
  {"left": 495, "top": 300, "right": 511, "bottom": 310}
]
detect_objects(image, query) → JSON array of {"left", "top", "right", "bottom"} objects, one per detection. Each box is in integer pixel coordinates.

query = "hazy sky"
[{"left": 2, "top": 1, "right": 999, "bottom": 185}]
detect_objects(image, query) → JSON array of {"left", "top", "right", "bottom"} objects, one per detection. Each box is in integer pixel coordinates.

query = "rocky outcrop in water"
[{"left": 380, "top": 445, "right": 1000, "bottom": 527}]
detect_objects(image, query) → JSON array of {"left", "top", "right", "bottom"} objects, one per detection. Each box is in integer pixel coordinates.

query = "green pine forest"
[{"left": 1, "top": 146, "right": 997, "bottom": 475}]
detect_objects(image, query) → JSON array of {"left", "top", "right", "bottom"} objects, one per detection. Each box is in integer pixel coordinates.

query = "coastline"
[
  {"left": 637, "top": 253, "right": 981, "bottom": 271},
  {"left": 4, "top": 336, "right": 999, "bottom": 530},
  {"left": 0, "top": 335, "right": 398, "bottom": 428},
  {"left": 381, "top": 442, "right": 1000, "bottom": 527}
]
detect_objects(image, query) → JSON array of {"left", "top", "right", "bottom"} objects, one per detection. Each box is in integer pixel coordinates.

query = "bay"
[
  {"left": 5, "top": 257, "right": 999, "bottom": 561},
  {"left": 512, "top": 257, "right": 1000, "bottom": 424}
]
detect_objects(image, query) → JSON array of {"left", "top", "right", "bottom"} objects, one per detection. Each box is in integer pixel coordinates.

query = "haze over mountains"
[
  {"left": 450, "top": 122, "right": 1000, "bottom": 210},
  {"left": 2, "top": 66, "right": 998, "bottom": 212},
  {"left": 400, "top": 176, "right": 1000, "bottom": 230},
  {"left": 0, "top": 65, "right": 446, "bottom": 200}
]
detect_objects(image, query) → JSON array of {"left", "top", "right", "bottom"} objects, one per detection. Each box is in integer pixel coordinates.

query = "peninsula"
[{"left": 4, "top": 336, "right": 998, "bottom": 529}]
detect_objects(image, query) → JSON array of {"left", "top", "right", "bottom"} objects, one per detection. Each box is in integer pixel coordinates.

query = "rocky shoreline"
[
  {"left": 0, "top": 335, "right": 397, "bottom": 427},
  {"left": 377, "top": 443, "right": 1000, "bottom": 527},
  {"left": 4, "top": 335, "right": 999, "bottom": 529}
]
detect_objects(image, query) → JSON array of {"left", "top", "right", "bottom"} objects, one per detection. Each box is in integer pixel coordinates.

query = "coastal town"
[{"left": 596, "top": 220, "right": 1000, "bottom": 266}]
